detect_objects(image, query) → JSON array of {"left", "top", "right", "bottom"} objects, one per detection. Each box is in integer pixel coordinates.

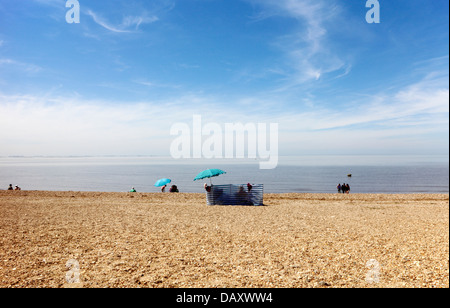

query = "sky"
[{"left": 0, "top": 0, "right": 448, "bottom": 157}]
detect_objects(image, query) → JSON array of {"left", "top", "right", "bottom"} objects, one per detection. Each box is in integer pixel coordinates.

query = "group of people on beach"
[
  {"left": 203, "top": 183, "right": 253, "bottom": 193},
  {"left": 129, "top": 185, "right": 179, "bottom": 193},
  {"left": 129, "top": 185, "right": 180, "bottom": 193},
  {"left": 7, "top": 184, "right": 21, "bottom": 191},
  {"left": 337, "top": 183, "right": 350, "bottom": 194},
  {"left": 160, "top": 185, "right": 179, "bottom": 193}
]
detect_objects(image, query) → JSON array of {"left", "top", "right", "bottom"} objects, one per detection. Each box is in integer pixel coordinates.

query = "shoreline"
[
  {"left": 1, "top": 191, "right": 448, "bottom": 288},
  {"left": 2, "top": 190, "right": 449, "bottom": 196}
]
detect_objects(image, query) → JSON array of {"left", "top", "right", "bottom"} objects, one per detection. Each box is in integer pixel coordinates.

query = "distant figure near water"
[
  {"left": 129, "top": 187, "right": 136, "bottom": 192},
  {"left": 337, "top": 183, "right": 341, "bottom": 193},
  {"left": 7, "top": 184, "right": 13, "bottom": 191},
  {"left": 14, "top": 185, "right": 21, "bottom": 191},
  {"left": 169, "top": 185, "right": 179, "bottom": 193},
  {"left": 341, "top": 183, "right": 350, "bottom": 194}
]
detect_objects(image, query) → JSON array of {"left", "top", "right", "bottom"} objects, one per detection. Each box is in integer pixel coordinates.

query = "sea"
[{"left": 0, "top": 155, "right": 448, "bottom": 194}]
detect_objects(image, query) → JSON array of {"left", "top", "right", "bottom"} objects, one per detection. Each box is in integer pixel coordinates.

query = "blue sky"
[{"left": 0, "top": 0, "right": 448, "bottom": 157}]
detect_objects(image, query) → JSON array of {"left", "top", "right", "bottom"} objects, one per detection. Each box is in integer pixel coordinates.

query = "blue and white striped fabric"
[{"left": 205, "top": 184, "right": 264, "bottom": 206}]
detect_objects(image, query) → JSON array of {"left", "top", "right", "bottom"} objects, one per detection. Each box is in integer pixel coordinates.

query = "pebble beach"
[{"left": 0, "top": 191, "right": 448, "bottom": 288}]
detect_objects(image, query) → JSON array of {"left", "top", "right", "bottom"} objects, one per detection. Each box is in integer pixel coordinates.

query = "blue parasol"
[
  {"left": 193, "top": 169, "right": 226, "bottom": 184},
  {"left": 154, "top": 178, "right": 171, "bottom": 187}
]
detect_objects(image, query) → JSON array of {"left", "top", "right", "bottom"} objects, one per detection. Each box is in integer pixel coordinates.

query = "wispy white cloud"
[
  {"left": 249, "top": 0, "right": 349, "bottom": 87},
  {"left": 86, "top": 9, "right": 158, "bottom": 33},
  {"left": 33, "top": 0, "right": 64, "bottom": 9},
  {"left": 227, "top": 67, "right": 449, "bottom": 154},
  {"left": 276, "top": 72, "right": 449, "bottom": 132},
  {"left": 0, "top": 69, "right": 447, "bottom": 156},
  {"left": 0, "top": 94, "right": 174, "bottom": 155},
  {"left": 0, "top": 92, "right": 248, "bottom": 156},
  {"left": 0, "top": 58, "right": 42, "bottom": 73},
  {"left": 122, "top": 15, "right": 159, "bottom": 30},
  {"left": 133, "top": 80, "right": 182, "bottom": 89}
]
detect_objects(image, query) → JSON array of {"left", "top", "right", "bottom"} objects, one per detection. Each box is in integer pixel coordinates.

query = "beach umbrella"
[
  {"left": 154, "top": 178, "right": 171, "bottom": 187},
  {"left": 193, "top": 169, "right": 226, "bottom": 184}
]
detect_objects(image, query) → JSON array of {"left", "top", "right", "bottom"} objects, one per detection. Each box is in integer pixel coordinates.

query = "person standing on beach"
[
  {"left": 346, "top": 183, "right": 350, "bottom": 194},
  {"left": 337, "top": 183, "right": 341, "bottom": 193},
  {"left": 341, "top": 183, "right": 347, "bottom": 194}
]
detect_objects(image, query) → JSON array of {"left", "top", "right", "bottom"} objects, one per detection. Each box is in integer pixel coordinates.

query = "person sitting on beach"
[
  {"left": 169, "top": 185, "right": 179, "bottom": 193},
  {"left": 237, "top": 185, "right": 247, "bottom": 197},
  {"left": 204, "top": 183, "right": 212, "bottom": 192},
  {"left": 14, "top": 185, "right": 21, "bottom": 191},
  {"left": 7, "top": 184, "right": 13, "bottom": 191},
  {"left": 129, "top": 187, "right": 136, "bottom": 192},
  {"left": 237, "top": 185, "right": 252, "bottom": 205},
  {"left": 161, "top": 185, "right": 166, "bottom": 193}
]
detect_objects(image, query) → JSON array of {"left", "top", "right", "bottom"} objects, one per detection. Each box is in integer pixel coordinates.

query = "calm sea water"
[{"left": 0, "top": 156, "right": 448, "bottom": 194}]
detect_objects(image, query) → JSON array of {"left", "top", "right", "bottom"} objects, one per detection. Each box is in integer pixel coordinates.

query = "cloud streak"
[
  {"left": 249, "top": 0, "right": 348, "bottom": 87},
  {"left": 277, "top": 72, "right": 449, "bottom": 131},
  {"left": 0, "top": 70, "right": 447, "bottom": 156},
  {"left": 0, "top": 58, "right": 42, "bottom": 73},
  {"left": 86, "top": 9, "right": 158, "bottom": 33}
]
